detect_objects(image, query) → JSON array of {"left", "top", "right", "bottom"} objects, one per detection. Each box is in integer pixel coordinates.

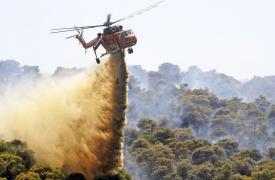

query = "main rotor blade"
[
  {"left": 110, "top": 0, "right": 164, "bottom": 25},
  {"left": 51, "top": 29, "right": 81, "bottom": 34},
  {"left": 51, "top": 24, "right": 104, "bottom": 31},
  {"left": 50, "top": 25, "right": 104, "bottom": 34}
]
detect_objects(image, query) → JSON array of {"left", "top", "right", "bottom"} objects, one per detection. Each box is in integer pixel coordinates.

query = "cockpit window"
[
  {"left": 121, "top": 31, "right": 128, "bottom": 41},
  {"left": 127, "top": 30, "right": 134, "bottom": 35}
]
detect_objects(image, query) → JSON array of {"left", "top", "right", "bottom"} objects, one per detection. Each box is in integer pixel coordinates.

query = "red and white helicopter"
[{"left": 51, "top": 1, "right": 164, "bottom": 64}]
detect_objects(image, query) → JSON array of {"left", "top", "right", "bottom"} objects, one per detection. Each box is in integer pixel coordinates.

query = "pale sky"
[{"left": 0, "top": 0, "right": 274, "bottom": 79}]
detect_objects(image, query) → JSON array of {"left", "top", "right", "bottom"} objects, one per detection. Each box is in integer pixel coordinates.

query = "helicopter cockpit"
[{"left": 103, "top": 25, "right": 124, "bottom": 35}]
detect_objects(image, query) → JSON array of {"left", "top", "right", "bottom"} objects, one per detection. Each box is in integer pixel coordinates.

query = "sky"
[{"left": 0, "top": 0, "right": 274, "bottom": 80}]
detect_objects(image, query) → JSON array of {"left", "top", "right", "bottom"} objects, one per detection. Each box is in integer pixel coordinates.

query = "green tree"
[
  {"left": 137, "top": 118, "right": 157, "bottom": 135},
  {"left": 151, "top": 127, "right": 174, "bottom": 144},
  {"left": 230, "top": 174, "right": 248, "bottom": 180},
  {"left": 192, "top": 145, "right": 226, "bottom": 165},
  {"left": 174, "top": 128, "right": 194, "bottom": 141},
  {"left": 28, "top": 163, "right": 64, "bottom": 180},
  {"left": 130, "top": 138, "right": 150, "bottom": 152},
  {"left": 94, "top": 169, "right": 131, "bottom": 180},
  {"left": 213, "top": 163, "right": 232, "bottom": 180},
  {"left": 0, "top": 139, "right": 35, "bottom": 169},
  {"left": 153, "top": 157, "right": 174, "bottom": 176},
  {"left": 163, "top": 173, "right": 181, "bottom": 180},
  {"left": 185, "top": 139, "right": 211, "bottom": 151},
  {"left": 152, "top": 166, "right": 168, "bottom": 180},
  {"left": 0, "top": 154, "right": 25, "bottom": 180},
  {"left": 251, "top": 161, "right": 275, "bottom": 180},
  {"left": 252, "top": 170, "right": 275, "bottom": 180},
  {"left": 231, "top": 157, "right": 255, "bottom": 176},
  {"left": 180, "top": 105, "right": 211, "bottom": 132},
  {"left": 15, "top": 172, "right": 40, "bottom": 180},
  {"left": 177, "top": 160, "right": 191, "bottom": 179},
  {"left": 237, "top": 149, "right": 263, "bottom": 161},
  {"left": 134, "top": 143, "right": 174, "bottom": 177},
  {"left": 168, "top": 140, "right": 189, "bottom": 161},
  {"left": 189, "top": 162, "right": 215, "bottom": 180},
  {"left": 9, "top": 140, "right": 35, "bottom": 169},
  {"left": 256, "top": 161, "right": 275, "bottom": 171},
  {"left": 216, "top": 139, "right": 238, "bottom": 157},
  {"left": 192, "top": 146, "right": 216, "bottom": 164}
]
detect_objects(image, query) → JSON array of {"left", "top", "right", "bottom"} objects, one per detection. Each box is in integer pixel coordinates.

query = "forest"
[
  {"left": 125, "top": 86, "right": 275, "bottom": 179},
  {"left": 125, "top": 119, "right": 275, "bottom": 179},
  {"left": 126, "top": 63, "right": 275, "bottom": 180},
  {"left": 0, "top": 139, "right": 131, "bottom": 180},
  {"left": 0, "top": 60, "right": 274, "bottom": 179}
]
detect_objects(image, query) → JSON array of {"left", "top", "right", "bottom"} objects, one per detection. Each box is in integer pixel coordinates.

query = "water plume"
[{"left": 0, "top": 52, "right": 128, "bottom": 179}]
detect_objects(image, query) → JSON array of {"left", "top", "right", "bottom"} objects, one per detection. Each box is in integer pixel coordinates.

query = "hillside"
[
  {"left": 125, "top": 119, "right": 275, "bottom": 180},
  {"left": 0, "top": 60, "right": 275, "bottom": 180},
  {"left": 128, "top": 63, "right": 275, "bottom": 102}
]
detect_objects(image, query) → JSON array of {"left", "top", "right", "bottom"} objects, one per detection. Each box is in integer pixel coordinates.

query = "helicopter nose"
[{"left": 128, "top": 35, "right": 137, "bottom": 43}]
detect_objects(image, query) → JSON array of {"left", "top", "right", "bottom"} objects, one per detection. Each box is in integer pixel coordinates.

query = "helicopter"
[{"left": 51, "top": 1, "right": 164, "bottom": 64}]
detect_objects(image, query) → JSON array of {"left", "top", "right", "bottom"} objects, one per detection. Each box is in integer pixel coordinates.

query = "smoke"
[
  {"left": 0, "top": 52, "right": 128, "bottom": 179},
  {"left": 128, "top": 64, "right": 275, "bottom": 103}
]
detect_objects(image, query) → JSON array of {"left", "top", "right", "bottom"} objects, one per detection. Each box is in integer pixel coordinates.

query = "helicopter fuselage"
[{"left": 101, "top": 26, "right": 137, "bottom": 52}]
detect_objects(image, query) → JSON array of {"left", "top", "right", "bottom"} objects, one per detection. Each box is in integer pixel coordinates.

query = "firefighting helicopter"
[{"left": 51, "top": 1, "right": 164, "bottom": 64}]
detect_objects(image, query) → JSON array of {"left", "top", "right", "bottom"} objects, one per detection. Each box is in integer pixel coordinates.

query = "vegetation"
[
  {"left": 127, "top": 74, "right": 275, "bottom": 179},
  {"left": 125, "top": 118, "right": 275, "bottom": 180},
  {"left": 0, "top": 139, "right": 64, "bottom": 180},
  {"left": 128, "top": 72, "right": 275, "bottom": 150},
  {"left": 0, "top": 140, "right": 131, "bottom": 180},
  {"left": 94, "top": 169, "right": 131, "bottom": 180},
  {"left": 1, "top": 61, "right": 275, "bottom": 179}
]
